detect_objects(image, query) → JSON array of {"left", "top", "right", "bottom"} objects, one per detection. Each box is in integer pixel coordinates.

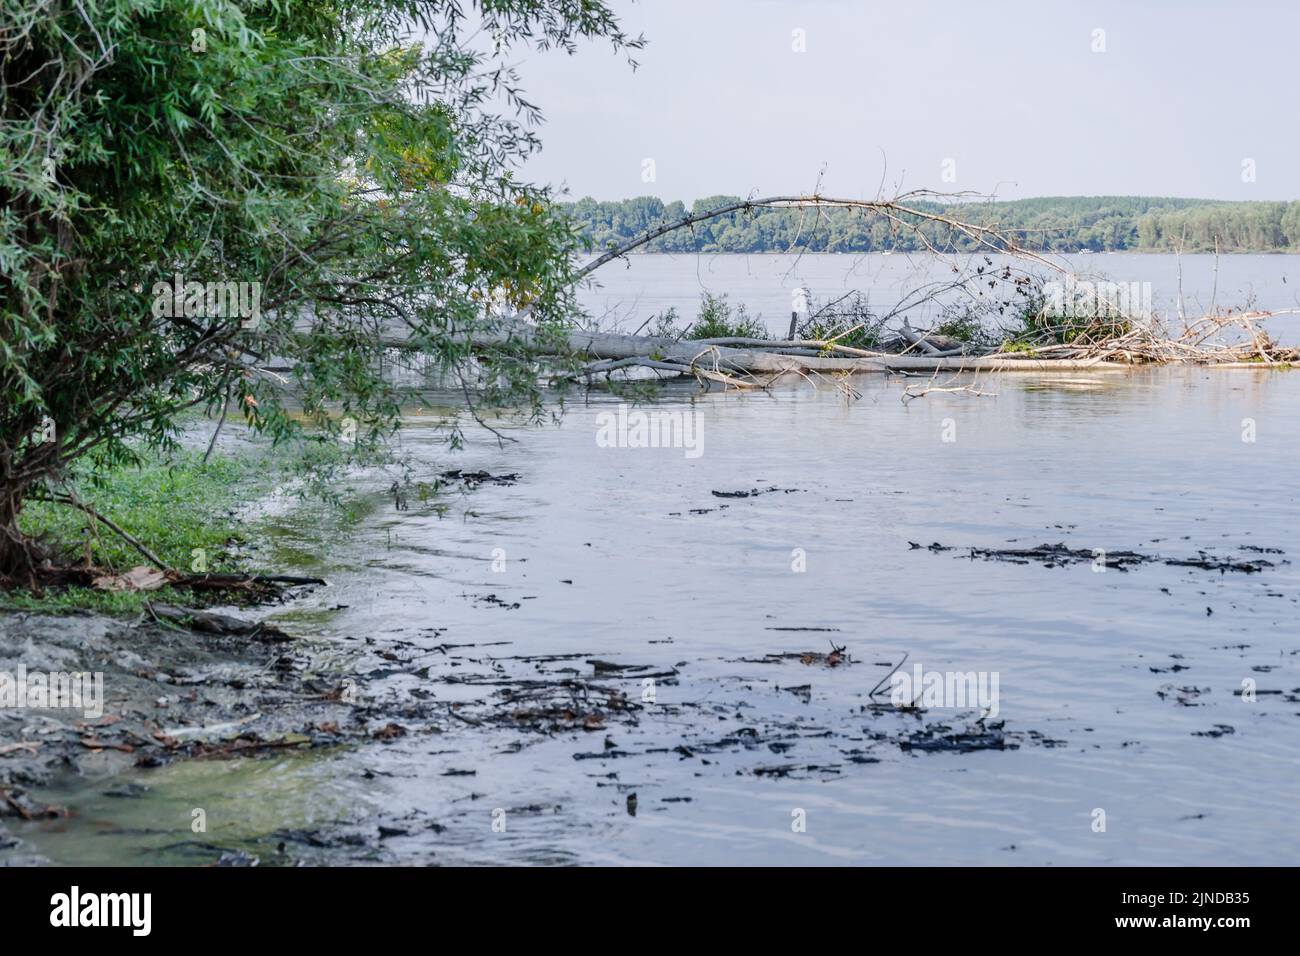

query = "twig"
[
  {"left": 30, "top": 490, "right": 170, "bottom": 571},
  {"left": 869, "top": 651, "right": 909, "bottom": 698},
  {"left": 202, "top": 379, "right": 233, "bottom": 465}
]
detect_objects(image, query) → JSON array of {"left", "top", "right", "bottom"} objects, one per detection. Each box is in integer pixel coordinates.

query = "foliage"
[
  {"left": 645, "top": 294, "right": 767, "bottom": 340},
  {"left": 0, "top": 0, "right": 642, "bottom": 575},
  {"left": 998, "top": 280, "right": 1133, "bottom": 348},
  {"left": 933, "top": 311, "right": 996, "bottom": 347},
  {"left": 686, "top": 292, "right": 767, "bottom": 339},
  {"left": 646, "top": 307, "right": 682, "bottom": 339}
]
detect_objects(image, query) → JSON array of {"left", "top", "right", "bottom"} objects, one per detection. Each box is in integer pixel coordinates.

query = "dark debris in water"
[
  {"left": 895, "top": 719, "right": 1018, "bottom": 754},
  {"left": 13, "top": 588, "right": 1251, "bottom": 866},
  {"left": 1157, "top": 684, "right": 1209, "bottom": 706},
  {"left": 916, "top": 540, "right": 1283, "bottom": 574},
  {"left": 466, "top": 593, "right": 521, "bottom": 610},
  {"left": 735, "top": 641, "right": 851, "bottom": 668},
  {"left": 1192, "top": 724, "right": 1236, "bottom": 738},
  {"left": 710, "top": 486, "right": 803, "bottom": 499},
  {"left": 436, "top": 469, "right": 520, "bottom": 489}
]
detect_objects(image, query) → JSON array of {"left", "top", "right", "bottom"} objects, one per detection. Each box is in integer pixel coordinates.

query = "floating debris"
[
  {"left": 896, "top": 720, "right": 1018, "bottom": 754},
  {"left": 917, "top": 541, "right": 1281, "bottom": 574},
  {"left": 710, "top": 486, "right": 802, "bottom": 498},
  {"left": 1192, "top": 724, "right": 1236, "bottom": 738},
  {"left": 437, "top": 469, "right": 520, "bottom": 489}
]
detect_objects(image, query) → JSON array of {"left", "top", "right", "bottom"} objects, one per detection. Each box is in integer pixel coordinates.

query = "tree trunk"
[
  {"left": 422, "top": 325, "right": 1126, "bottom": 375},
  {"left": 0, "top": 483, "right": 37, "bottom": 582}
]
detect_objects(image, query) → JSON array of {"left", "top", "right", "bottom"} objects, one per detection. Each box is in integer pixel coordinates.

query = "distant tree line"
[{"left": 563, "top": 195, "right": 1300, "bottom": 254}]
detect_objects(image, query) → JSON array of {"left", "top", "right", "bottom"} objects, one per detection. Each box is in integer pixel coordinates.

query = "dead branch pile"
[
  {"left": 996, "top": 309, "right": 1300, "bottom": 368},
  {"left": 545, "top": 310, "right": 1298, "bottom": 392}
]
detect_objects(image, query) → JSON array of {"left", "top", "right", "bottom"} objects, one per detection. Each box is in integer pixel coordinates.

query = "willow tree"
[{"left": 0, "top": 0, "right": 642, "bottom": 579}]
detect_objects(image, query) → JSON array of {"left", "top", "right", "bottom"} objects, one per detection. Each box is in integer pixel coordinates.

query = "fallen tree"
[
  {"left": 474, "top": 315, "right": 1296, "bottom": 392},
  {"left": 9, "top": 170, "right": 1295, "bottom": 585},
  {"left": 420, "top": 194, "right": 1300, "bottom": 391},
  {"left": 461, "top": 324, "right": 1136, "bottom": 391}
]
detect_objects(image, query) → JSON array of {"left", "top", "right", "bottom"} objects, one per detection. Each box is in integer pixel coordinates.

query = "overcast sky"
[{"left": 508, "top": 0, "right": 1298, "bottom": 202}]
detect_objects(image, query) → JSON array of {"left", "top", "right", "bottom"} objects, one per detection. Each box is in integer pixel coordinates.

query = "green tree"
[
  {"left": 1282, "top": 202, "right": 1300, "bottom": 249},
  {"left": 0, "top": 0, "right": 642, "bottom": 578},
  {"left": 561, "top": 195, "right": 1300, "bottom": 254}
]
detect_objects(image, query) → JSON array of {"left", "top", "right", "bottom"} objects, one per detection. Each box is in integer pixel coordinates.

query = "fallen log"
[
  {"left": 899, "top": 319, "right": 944, "bottom": 356},
  {"left": 174, "top": 572, "right": 328, "bottom": 589},
  {"left": 144, "top": 603, "right": 294, "bottom": 641},
  {"left": 385, "top": 325, "right": 1129, "bottom": 382}
]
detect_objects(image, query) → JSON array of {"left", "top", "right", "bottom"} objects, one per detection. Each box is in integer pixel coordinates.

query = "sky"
[{"left": 505, "top": 0, "right": 1300, "bottom": 203}]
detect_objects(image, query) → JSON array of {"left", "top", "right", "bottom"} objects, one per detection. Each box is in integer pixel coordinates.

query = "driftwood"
[
  {"left": 177, "top": 572, "right": 327, "bottom": 588},
  {"left": 899, "top": 319, "right": 944, "bottom": 356},
  {"left": 253, "top": 193, "right": 1300, "bottom": 393},
  {"left": 145, "top": 603, "right": 294, "bottom": 641},
  {"left": 384, "top": 324, "right": 1132, "bottom": 391},
  {"left": 535, "top": 312, "right": 1297, "bottom": 390}
]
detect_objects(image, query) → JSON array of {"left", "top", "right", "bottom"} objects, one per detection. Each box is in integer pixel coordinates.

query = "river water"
[{"left": 12, "top": 255, "right": 1300, "bottom": 866}]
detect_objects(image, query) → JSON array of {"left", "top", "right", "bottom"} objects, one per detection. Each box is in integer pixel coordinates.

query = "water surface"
[
  {"left": 24, "top": 365, "right": 1300, "bottom": 866},
  {"left": 13, "top": 249, "right": 1300, "bottom": 866}
]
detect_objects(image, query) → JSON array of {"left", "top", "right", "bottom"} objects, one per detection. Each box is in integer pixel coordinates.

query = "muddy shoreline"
[
  {"left": 0, "top": 597, "right": 361, "bottom": 863},
  {"left": 1, "top": 581, "right": 1061, "bottom": 864}
]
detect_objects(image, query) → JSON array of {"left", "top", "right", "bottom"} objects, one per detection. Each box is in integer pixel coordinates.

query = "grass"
[
  {"left": 5, "top": 448, "right": 277, "bottom": 614},
  {"left": 0, "top": 586, "right": 209, "bottom": 616}
]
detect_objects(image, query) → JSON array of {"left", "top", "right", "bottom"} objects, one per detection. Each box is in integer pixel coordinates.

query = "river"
[{"left": 10, "top": 254, "right": 1300, "bottom": 866}]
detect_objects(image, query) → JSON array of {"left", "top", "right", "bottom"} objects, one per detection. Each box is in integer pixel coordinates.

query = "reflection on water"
[{"left": 19, "top": 366, "right": 1300, "bottom": 865}]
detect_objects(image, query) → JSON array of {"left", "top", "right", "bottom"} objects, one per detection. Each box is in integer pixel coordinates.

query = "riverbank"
[
  {"left": 0, "top": 430, "right": 352, "bottom": 861},
  {"left": 0, "top": 601, "right": 362, "bottom": 863},
  {"left": 2, "top": 403, "right": 1048, "bottom": 864}
]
